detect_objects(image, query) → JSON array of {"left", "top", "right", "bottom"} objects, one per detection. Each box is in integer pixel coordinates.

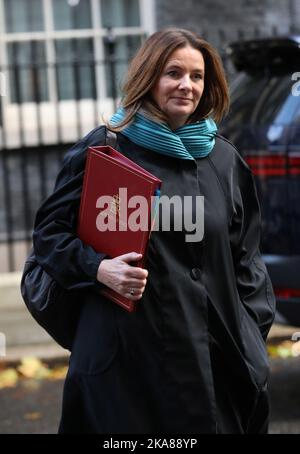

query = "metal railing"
[
  {"left": 0, "top": 25, "right": 296, "bottom": 271},
  {"left": 0, "top": 32, "right": 130, "bottom": 271}
]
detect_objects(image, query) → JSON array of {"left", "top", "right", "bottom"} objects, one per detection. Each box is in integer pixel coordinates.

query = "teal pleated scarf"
[{"left": 110, "top": 108, "right": 217, "bottom": 160}]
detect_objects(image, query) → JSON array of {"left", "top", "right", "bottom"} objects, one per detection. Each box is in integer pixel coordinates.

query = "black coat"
[{"left": 33, "top": 126, "right": 276, "bottom": 434}]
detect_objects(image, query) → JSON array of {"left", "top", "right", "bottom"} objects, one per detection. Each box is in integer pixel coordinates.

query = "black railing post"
[
  {"left": 71, "top": 38, "right": 82, "bottom": 140},
  {"left": 104, "top": 27, "right": 118, "bottom": 111},
  {"left": 1, "top": 150, "right": 14, "bottom": 271},
  {"left": 31, "top": 40, "right": 43, "bottom": 144},
  {"left": 12, "top": 42, "right": 25, "bottom": 147},
  {"left": 0, "top": 81, "right": 6, "bottom": 149}
]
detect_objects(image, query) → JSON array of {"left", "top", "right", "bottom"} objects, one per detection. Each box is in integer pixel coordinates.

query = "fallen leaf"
[
  {"left": 267, "top": 340, "right": 295, "bottom": 359},
  {"left": 277, "top": 346, "right": 292, "bottom": 358},
  {"left": 291, "top": 341, "right": 300, "bottom": 357},
  {"left": 48, "top": 366, "right": 68, "bottom": 380},
  {"left": 24, "top": 412, "right": 42, "bottom": 421},
  {"left": 0, "top": 368, "right": 19, "bottom": 388},
  {"left": 18, "top": 357, "right": 50, "bottom": 380},
  {"left": 267, "top": 345, "right": 279, "bottom": 358}
]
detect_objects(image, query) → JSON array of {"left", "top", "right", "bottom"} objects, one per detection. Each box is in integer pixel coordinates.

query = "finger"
[
  {"left": 126, "top": 267, "right": 148, "bottom": 279},
  {"left": 125, "top": 286, "right": 145, "bottom": 297},
  {"left": 125, "top": 290, "right": 144, "bottom": 301},
  {"left": 118, "top": 252, "right": 143, "bottom": 263},
  {"left": 126, "top": 278, "right": 147, "bottom": 289}
]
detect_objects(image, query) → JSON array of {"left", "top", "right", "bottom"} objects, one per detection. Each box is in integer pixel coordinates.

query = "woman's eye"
[
  {"left": 167, "top": 71, "right": 179, "bottom": 77},
  {"left": 193, "top": 73, "right": 203, "bottom": 80}
]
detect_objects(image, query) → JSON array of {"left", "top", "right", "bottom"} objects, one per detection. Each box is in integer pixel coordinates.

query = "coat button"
[{"left": 191, "top": 268, "right": 201, "bottom": 280}]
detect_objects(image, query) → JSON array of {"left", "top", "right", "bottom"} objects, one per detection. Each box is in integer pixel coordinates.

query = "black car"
[{"left": 220, "top": 36, "right": 300, "bottom": 326}]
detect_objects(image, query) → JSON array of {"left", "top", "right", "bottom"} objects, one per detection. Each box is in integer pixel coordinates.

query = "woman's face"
[{"left": 151, "top": 45, "right": 205, "bottom": 130}]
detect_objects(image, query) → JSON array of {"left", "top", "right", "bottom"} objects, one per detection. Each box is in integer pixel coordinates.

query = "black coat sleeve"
[
  {"left": 33, "top": 126, "right": 108, "bottom": 290},
  {"left": 230, "top": 156, "right": 276, "bottom": 341}
]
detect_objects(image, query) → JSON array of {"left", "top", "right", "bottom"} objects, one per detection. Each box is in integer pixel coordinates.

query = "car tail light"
[
  {"left": 245, "top": 155, "right": 300, "bottom": 176},
  {"left": 274, "top": 288, "right": 300, "bottom": 299}
]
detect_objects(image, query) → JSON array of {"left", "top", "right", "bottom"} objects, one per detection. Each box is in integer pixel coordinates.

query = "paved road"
[
  {"left": 269, "top": 358, "right": 300, "bottom": 434},
  {"left": 0, "top": 378, "right": 64, "bottom": 434},
  {"left": 0, "top": 357, "right": 299, "bottom": 434}
]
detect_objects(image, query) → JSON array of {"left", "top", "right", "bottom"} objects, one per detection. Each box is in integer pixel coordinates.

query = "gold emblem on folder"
[{"left": 110, "top": 194, "right": 121, "bottom": 216}]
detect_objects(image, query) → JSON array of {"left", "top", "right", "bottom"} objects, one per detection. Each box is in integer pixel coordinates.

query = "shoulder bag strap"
[{"left": 105, "top": 127, "right": 119, "bottom": 149}]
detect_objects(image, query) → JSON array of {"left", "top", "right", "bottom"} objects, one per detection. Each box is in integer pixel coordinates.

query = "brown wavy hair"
[{"left": 108, "top": 28, "right": 229, "bottom": 131}]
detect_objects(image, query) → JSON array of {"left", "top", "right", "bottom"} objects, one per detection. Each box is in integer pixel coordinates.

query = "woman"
[{"left": 33, "top": 28, "right": 276, "bottom": 434}]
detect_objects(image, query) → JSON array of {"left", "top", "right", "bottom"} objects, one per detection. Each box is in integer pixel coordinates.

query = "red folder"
[{"left": 77, "top": 145, "right": 162, "bottom": 312}]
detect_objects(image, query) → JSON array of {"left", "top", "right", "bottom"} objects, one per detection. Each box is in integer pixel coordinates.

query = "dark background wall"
[{"left": 156, "top": 0, "right": 300, "bottom": 47}]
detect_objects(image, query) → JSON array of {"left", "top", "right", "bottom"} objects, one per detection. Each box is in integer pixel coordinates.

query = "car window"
[
  {"left": 227, "top": 75, "right": 267, "bottom": 125},
  {"left": 221, "top": 71, "right": 300, "bottom": 256},
  {"left": 227, "top": 73, "right": 299, "bottom": 127},
  {"left": 290, "top": 95, "right": 300, "bottom": 125}
]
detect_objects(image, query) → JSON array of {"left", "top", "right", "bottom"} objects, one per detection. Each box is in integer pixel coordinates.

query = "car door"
[{"left": 221, "top": 73, "right": 299, "bottom": 255}]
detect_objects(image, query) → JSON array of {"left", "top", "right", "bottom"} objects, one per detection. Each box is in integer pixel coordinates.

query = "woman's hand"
[{"left": 97, "top": 252, "right": 148, "bottom": 301}]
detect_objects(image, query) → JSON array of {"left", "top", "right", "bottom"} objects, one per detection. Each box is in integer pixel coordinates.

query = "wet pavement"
[
  {"left": 0, "top": 356, "right": 299, "bottom": 434},
  {"left": 269, "top": 357, "right": 300, "bottom": 434},
  {"left": 0, "top": 377, "right": 64, "bottom": 434}
]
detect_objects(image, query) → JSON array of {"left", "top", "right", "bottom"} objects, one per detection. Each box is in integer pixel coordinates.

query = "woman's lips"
[{"left": 171, "top": 97, "right": 193, "bottom": 101}]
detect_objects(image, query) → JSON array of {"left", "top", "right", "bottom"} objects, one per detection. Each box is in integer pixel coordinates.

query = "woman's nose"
[{"left": 178, "top": 75, "right": 192, "bottom": 90}]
